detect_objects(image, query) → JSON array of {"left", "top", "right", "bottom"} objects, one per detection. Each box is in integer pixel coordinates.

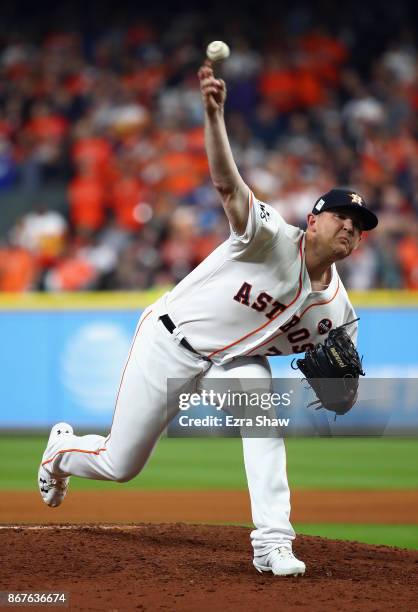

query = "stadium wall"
[{"left": 0, "top": 290, "right": 417, "bottom": 429}]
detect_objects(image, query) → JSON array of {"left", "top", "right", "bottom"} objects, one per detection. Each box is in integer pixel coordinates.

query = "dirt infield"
[
  {"left": 1, "top": 489, "right": 418, "bottom": 524},
  {"left": 1, "top": 524, "right": 418, "bottom": 611}
]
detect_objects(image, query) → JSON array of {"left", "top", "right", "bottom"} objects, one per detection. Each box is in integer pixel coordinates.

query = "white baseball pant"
[{"left": 44, "top": 306, "right": 295, "bottom": 556}]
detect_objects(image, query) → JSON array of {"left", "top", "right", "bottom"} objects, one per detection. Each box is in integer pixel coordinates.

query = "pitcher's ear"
[{"left": 306, "top": 213, "right": 317, "bottom": 230}]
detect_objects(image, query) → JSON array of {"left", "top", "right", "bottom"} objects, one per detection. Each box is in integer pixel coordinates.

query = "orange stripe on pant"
[
  {"left": 42, "top": 447, "right": 107, "bottom": 467},
  {"left": 105, "top": 309, "right": 153, "bottom": 445}
]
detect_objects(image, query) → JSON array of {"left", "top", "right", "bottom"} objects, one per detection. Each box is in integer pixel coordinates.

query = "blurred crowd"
[{"left": 0, "top": 3, "right": 417, "bottom": 291}]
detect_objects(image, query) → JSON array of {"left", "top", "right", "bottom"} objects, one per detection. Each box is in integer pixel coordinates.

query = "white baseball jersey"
[{"left": 165, "top": 191, "right": 357, "bottom": 364}]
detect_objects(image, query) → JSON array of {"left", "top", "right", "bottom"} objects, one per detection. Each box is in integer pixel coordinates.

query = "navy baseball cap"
[{"left": 312, "top": 188, "right": 378, "bottom": 231}]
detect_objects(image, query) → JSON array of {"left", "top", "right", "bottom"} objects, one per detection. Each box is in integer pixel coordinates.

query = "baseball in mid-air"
[{"left": 206, "top": 40, "right": 230, "bottom": 61}]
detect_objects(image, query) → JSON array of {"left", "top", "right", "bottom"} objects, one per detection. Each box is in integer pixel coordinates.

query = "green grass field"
[
  {"left": 1, "top": 436, "right": 417, "bottom": 549},
  {"left": 1, "top": 436, "right": 417, "bottom": 491},
  {"left": 295, "top": 524, "right": 418, "bottom": 550}
]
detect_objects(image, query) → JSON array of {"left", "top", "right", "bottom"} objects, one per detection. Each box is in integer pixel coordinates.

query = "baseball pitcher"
[{"left": 38, "top": 60, "right": 378, "bottom": 577}]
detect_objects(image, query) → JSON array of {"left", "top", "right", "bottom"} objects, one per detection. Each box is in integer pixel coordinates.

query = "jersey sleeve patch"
[{"left": 229, "top": 191, "right": 285, "bottom": 252}]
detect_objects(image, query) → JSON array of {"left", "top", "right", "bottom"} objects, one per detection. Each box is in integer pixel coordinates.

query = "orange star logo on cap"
[{"left": 350, "top": 193, "right": 363, "bottom": 205}]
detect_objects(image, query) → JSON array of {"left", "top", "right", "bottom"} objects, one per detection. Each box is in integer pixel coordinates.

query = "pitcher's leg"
[
  {"left": 44, "top": 357, "right": 166, "bottom": 482},
  {"left": 43, "top": 310, "right": 204, "bottom": 483},
  {"left": 201, "top": 356, "right": 296, "bottom": 557},
  {"left": 242, "top": 436, "right": 295, "bottom": 557}
]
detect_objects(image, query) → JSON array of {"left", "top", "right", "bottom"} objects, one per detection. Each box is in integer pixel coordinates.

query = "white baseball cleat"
[
  {"left": 253, "top": 545, "right": 306, "bottom": 577},
  {"left": 38, "top": 422, "right": 73, "bottom": 508}
]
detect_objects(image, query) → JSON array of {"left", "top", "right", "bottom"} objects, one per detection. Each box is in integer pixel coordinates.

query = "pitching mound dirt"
[
  {"left": 1, "top": 524, "right": 417, "bottom": 611},
  {"left": 2, "top": 489, "right": 418, "bottom": 524}
]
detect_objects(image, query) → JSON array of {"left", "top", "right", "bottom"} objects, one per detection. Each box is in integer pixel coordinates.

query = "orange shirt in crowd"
[
  {"left": 397, "top": 236, "right": 418, "bottom": 289},
  {"left": 48, "top": 256, "right": 96, "bottom": 291},
  {"left": 259, "top": 68, "right": 297, "bottom": 113},
  {"left": 112, "top": 176, "right": 146, "bottom": 230},
  {"left": 72, "top": 138, "right": 114, "bottom": 181},
  {"left": 300, "top": 32, "right": 348, "bottom": 84},
  {"left": 259, "top": 67, "right": 324, "bottom": 111},
  {"left": 26, "top": 115, "right": 68, "bottom": 141},
  {"left": 68, "top": 175, "right": 105, "bottom": 231},
  {"left": 0, "top": 247, "right": 37, "bottom": 291},
  {"left": 184, "top": 127, "right": 208, "bottom": 175},
  {"left": 160, "top": 150, "right": 205, "bottom": 196},
  {"left": 294, "top": 68, "right": 325, "bottom": 108},
  {"left": 123, "top": 65, "right": 166, "bottom": 104}
]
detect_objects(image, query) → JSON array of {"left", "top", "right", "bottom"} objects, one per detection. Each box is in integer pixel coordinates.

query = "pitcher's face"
[{"left": 307, "top": 209, "right": 363, "bottom": 260}]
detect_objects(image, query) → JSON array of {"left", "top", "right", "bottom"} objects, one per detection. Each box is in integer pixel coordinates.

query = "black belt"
[{"left": 159, "top": 314, "right": 210, "bottom": 361}]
